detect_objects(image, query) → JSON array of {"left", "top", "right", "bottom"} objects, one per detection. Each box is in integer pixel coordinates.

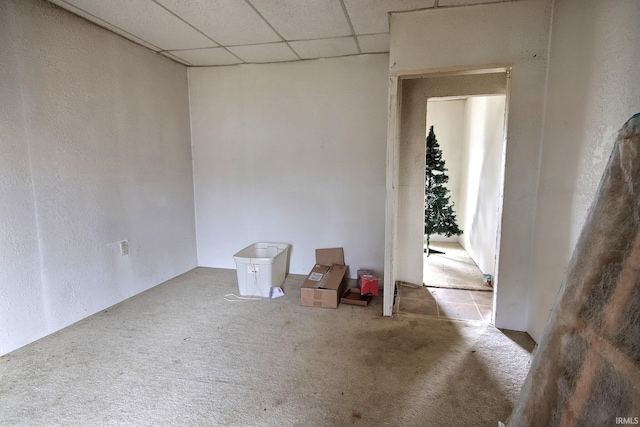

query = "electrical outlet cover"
[{"left": 120, "top": 240, "right": 129, "bottom": 256}]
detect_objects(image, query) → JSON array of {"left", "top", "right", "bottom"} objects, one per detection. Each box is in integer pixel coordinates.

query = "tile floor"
[
  {"left": 395, "top": 284, "right": 493, "bottom": 322},
  {"left": 424, "top": 242, "right": 488, "bottom": 291}
]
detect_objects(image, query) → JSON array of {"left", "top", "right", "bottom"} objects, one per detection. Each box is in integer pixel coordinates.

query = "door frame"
[{"left": 383, "top": 65, "right": 512, "bottom": 320}]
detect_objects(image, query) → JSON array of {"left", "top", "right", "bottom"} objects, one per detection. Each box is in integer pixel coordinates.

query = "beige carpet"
[
  {"left": 0, "top": 268, "right": 534, "bottom": 426},
  {"left": 424, "top": 241, "right": 492, "bottom": 292}
]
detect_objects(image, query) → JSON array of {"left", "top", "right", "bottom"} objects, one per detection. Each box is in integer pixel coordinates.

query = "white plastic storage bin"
[{"left": 233, "top": 243, "right": 290, "bottom": 298}]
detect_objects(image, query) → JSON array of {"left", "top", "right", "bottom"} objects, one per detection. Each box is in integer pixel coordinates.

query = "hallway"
[
  {"left": 395, "top": 283, "right": 493, "bottom": 323},
  {"left": 395, "top": 241, "right": 494, "bottom": 322},
  {"left": 424, "top": 241, "right": 490, "bottom": 292}
]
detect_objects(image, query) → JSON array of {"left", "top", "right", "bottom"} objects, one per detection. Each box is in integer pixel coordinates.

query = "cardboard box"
[
  {"left": 341, "top": 288, "right": 372, "bottom": 306},
  {"left": 360, "top": 274, "right": 379, "bottom": 296},
  {"left": 301, "top": 248, "right": 348, "bottom": 308}
]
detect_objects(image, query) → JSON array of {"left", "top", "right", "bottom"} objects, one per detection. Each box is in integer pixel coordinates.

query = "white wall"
[
  {"left": 459, "top": 96, "right": 506, "bottom": 277},
  {"left": 527, "top": 0, "right": 640, "bottom": 342},
  {"left": 0, "top": 0, "right": 197, "bottom": 356},
  {"left": 426, "top": 99, "right": 466, "bottom": 243},
  {"left": 390, "top": 0, "right": 552, "bottom": 331},
  {"left": 189, "top": 55, "right": 388, "bottom": 278}
]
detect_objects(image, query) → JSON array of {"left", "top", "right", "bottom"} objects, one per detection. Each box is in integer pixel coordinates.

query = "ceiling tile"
[
  {"left": 289, "top": 37, "right": 358, "bottom": 59},
  {"left": 344, "top": 0, "right": 436, "bottom": 34},
  {"left": 156, "top": 0, "right": 281, "bottom": 46},
  {"left": 48, "top": 0, "right": 162, "bottom": 51},
  {"left": 227, "top": 43, "right": 299, "bottom": 63},
  {"left": 168, "top": 48, "right": 243, "bottom": 66},
  {"left": 249, "top": 0, "right": 351, "bottom": 40},
  {"left": 439, "top": 0, "right": 504, "bottom": 6},
  {"left": 357, "top": 33, "right": 390, "bottom": 53},
  {"left": 55, "top": 0, "right": 216, "bottom": 51}
]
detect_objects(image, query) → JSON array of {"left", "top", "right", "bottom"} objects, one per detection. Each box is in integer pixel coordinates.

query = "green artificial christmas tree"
[{"left": 424, "top": 125, "right": 462, "bottom": 254}]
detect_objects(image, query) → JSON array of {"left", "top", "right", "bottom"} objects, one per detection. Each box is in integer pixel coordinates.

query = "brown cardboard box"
[
  {"left": 341, "top": 288, "right": 372, "bottom": 306},
  {"left": 301, "top": 248, "right": 348, "bottom": 308}
]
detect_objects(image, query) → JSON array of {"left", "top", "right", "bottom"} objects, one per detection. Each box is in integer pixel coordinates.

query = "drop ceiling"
[{"left": 47, "top": 0, "right": 511, "bottom": 67}]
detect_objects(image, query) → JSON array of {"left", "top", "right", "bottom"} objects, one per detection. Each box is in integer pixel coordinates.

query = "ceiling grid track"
[
  {"left": 339, "top": 0, "right": 361, "bottom": 54},
  {"left": 243, "top": 0, "right": 302, "bottom": 61},
  {"left": 51, "top": 0, "right": 163, "bottom": 52},
  {"left": 151, "top": 0, "right": 246, "bottom": 64},
  {"left": 46, "top": 0, "right": 514, "bottom": 66}
]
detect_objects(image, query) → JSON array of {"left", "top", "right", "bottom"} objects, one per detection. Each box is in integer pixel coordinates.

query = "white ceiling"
[{"left": 47, "top": 0, "right": 510, "bottom": 67}]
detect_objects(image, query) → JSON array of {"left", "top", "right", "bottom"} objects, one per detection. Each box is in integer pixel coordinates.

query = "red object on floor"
[{"left": 359, "top": 274, "right": 379, "bottom": 296}]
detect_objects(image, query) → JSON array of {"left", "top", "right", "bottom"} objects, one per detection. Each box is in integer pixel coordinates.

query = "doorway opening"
[
  {"left": 423, "top": 95, "right": 507, "bottom": 322},
  {"left": 386, "top": 68, "right": 510, "bottom": 325},
  {"left": 424, "top": 95, "right": 507, "bottom": 288}
]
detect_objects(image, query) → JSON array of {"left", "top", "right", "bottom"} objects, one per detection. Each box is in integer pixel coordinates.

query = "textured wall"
[
  {"left": 390, "top": 0, "right": 551, "bottom": 331},
  {"left": 527, "top": 0, "right": 640, "bottom": 343},
  {"left": 0, "top": 0, "right": 197, "bottom": 355},
  {"left": 189, "top": 55, "right": 388, "bottom": 278}
]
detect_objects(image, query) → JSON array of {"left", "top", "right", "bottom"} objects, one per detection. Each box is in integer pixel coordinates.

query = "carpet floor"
[
  {"left": 0, "top": 268, "right": 534, "bottom": 426},
  {"left": 424, "top": 242, "right": 492, "bottom": 292}
]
